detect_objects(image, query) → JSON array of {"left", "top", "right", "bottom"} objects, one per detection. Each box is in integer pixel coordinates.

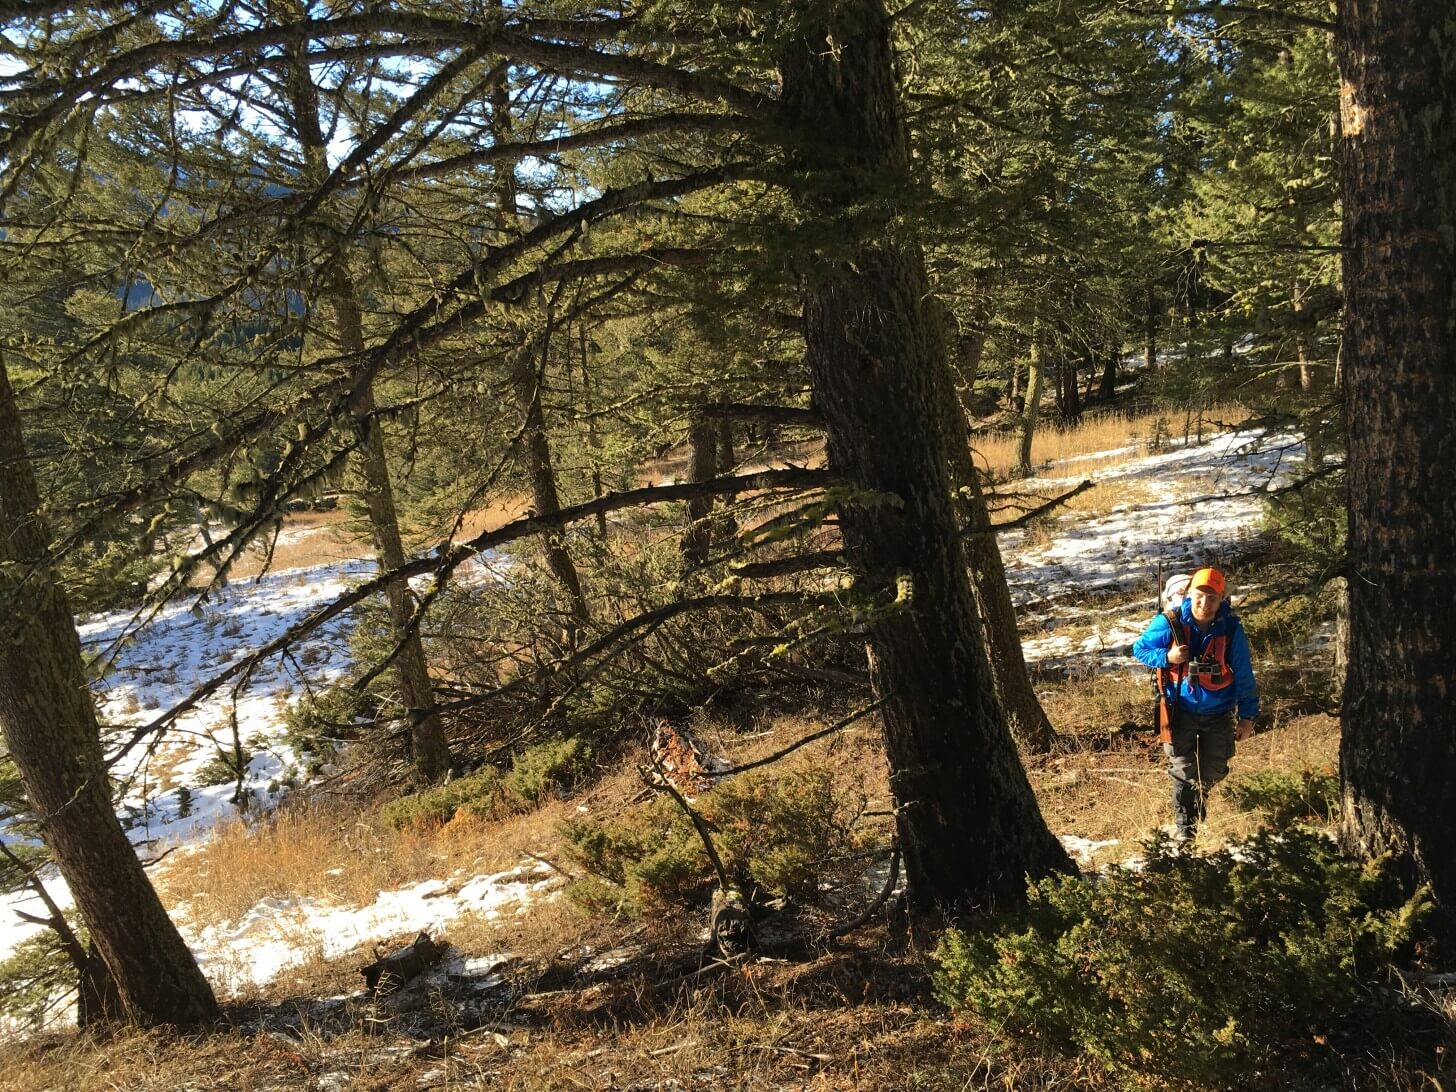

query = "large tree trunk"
[
  {"left": 1058, "top": 357, "right": 1081, "bottom": 424},
  {"left": 925, "top": 301, "right": 1057, "bottom": 754},
  {"left": 0, "top": 361, "right": 219, "bottom": 1027},
  {"left": 779, "top": 0, "right": 1071, "bottom": 910},
  {"left": 1335, "top": 0, "right": 1456, "bottom": 914},
  {"left": 284, "top": 49, "right": 453, "bottom": 782},
  {"left": 954, "top": 325, "right": 987, "bottom": 413},
  {"left": 942, "top": 387, "right": 1058, "bottom": 753}
]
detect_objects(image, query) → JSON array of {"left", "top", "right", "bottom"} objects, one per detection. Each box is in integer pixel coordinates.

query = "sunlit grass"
[{"left": 971, "top": 403, "right": 1251, "bottom": 480}]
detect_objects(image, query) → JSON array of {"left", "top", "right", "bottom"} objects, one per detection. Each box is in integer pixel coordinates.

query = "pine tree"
[
  {"left": 1334, "top": 0, "right": 1456, "bottom": 918},
  {"left": 0, "top": 0, "right": 1075, "bottom": 910}
]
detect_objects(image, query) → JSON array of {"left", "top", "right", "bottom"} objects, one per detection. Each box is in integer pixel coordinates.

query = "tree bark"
[
  {"left": 0, "top": 360, "right": 220, "bottom": 1027},
  {"left": 778, "top": 0, "right": 1071, "bottom": 910},
  {"left": 1099, "top": 342, "right": 1119, "bottom": 401},
  {"left": 348, "top": 379, "right": 454, "bottom": 782},
  {"left": 1145, "top": 283, "right": 1159, "bottom": 370},
  {"left": 1335, "top": 0, "right": 1456, "bottom": 914},
  {"left": 509, "top": 338, "right": 591, "bottom": 631},
  {"left": 1292, "top": 278, "right": 1315, "bottom": 390},
  {"left": 579, "top": 323, "right": 609, "bottom": 539},
  {"left": 955, "top": 325, "right": 986, "bottom": 413},
  {"left": 1060, "top": 357, "right": 1081, "bottom": 424},
  {"left": 937, "top": 374, "right": 1058, "bottom": 753},
  {"left": 682, "top": 411, "right": 719, "bottom": 568},
  {"left": 1016, "top": 336, "right": 1044, "bottom": 477}
]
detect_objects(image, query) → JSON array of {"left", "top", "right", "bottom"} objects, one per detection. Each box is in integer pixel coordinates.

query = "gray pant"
[{"left": 1163, "top": 710, "right": 1236, "bottom": 835}]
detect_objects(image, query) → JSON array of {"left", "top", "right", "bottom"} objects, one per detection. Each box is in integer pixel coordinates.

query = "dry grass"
[
  {"left": 0, "top": 993, "right": 1090, "bottom": 1092},
  {"left": 218, "top": 495, "right": 531, "bottom": 580},
  {"left": 221, "top": 511, "right": 365, "bottom": 579},
  {"left": 1032, "top": 653, "right": 1341, "bottom": 864},
  {"left": 0, "top": 700, "right": 1433, "bottom": 1092},
  {"left": 971, "top": 402, "right": 1250, "bottom": 480},
  {"left": 4, "top": 935, "right": 1441, "bottom": 1092},
  {"left": 155, "top": 792, "right": 577, "bottom": 932},
  {"left": 447, "top": 496, "right": 532, "bottom": 543}
]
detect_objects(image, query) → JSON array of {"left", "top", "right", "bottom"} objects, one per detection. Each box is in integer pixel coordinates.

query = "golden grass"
[
  {"left": 155, "top": 792, "right": 577, "bottom": 933},
  {"left": 0, "top": 995, "right": 1101, "bottom": 1092},
  {"left": 972, "top": 402, "right": 1250, "bottom": 481},
  {"left": 219, "top": 495, "right": 532, "bottom": 580},
  {"left": 447, "top": 496, "right": 533, "bottom": 543},
  {"left": 152, "top": 656, "right": 1333, "bottom": 948},
  {"left": 219, "top": 511, "right": 364, "bottom": 579},
  {"left": 1033, "top": 654, "right": 1341, "bottom": 865}
]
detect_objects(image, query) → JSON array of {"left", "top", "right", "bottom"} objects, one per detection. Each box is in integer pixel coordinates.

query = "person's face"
[{"left": 1190, "top": 586, "right": 1222, "bottom": 623}]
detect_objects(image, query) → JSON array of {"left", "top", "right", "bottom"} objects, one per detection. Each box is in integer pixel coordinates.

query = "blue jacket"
[{"left": 1132, "top": 599, "right": 1259, "bottom": 720}]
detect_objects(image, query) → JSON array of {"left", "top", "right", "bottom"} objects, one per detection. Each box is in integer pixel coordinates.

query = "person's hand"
[
  {"left": 1235, "top": 718, "right": 1255, "bottom": 741},
  {"left": 1167, "top": 643, "right": 1189, "bottom": 666}
]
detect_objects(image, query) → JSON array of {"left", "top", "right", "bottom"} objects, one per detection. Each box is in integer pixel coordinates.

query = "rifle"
[{"left": 1153, "top": 563, "right": 1188, "bottom": 743}]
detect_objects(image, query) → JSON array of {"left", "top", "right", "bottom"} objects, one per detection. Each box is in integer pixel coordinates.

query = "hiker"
[{"left": 1133, "top": 566, "right": 1259, "bottom": 843}]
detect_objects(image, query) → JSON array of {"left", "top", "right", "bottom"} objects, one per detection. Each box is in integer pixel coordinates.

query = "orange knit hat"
[{"left": 1190, "top": 567, "right": 1226, "bottom": 596}]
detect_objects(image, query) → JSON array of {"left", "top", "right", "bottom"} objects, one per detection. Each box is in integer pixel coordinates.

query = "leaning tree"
[{"left": 0, "top": 360, "right": 220, "bottom": 1027}]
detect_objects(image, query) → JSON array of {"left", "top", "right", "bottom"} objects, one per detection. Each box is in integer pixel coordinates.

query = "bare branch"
[
  {"left": 642, "top": 754, "right": 734, "bottom": 894},
  {"left": 101, "top": 470, "right": 835, "bottom": 768},
  {"left": 715, "top": 699, "right": 884, "bottom": 777},
  {"left": 827, "top": 836, "right": 900, "bottom": 940},
  {"left": 699, "top": 403, "right": 822, "bottom": 428},
  {"left": 391, "top": 113, "right": 747, "bottom": 181},
  {"left": 973, "top": 479, "right": 1094, "bottom": 535},
  {"left": 730, "top": 550, "right": 843, "bottom": 579}
]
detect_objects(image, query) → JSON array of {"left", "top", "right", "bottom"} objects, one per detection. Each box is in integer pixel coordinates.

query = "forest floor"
[{"left": 4, "top": 406, "right": 1449, "bottom": 1089}]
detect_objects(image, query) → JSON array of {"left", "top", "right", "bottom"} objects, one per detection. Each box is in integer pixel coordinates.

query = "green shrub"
[
  {"left": 563, "top": 797, "right": 710, "bottom": 915},
  {"left": 1239, "top": 591, "right": 1322, "bottom": 651},
  {"left": 709, "top": 764, "right": 853, "bottom": 900},
  {"left": 280, "top": 685, "right": 366, "bottom": 773},
  {"left": 1228, "top": 768, "right": 1340, "bottom": 829},
  {"left": 932, "top": 829, "right": 1427, "bottom": 1086},
  {"left": 503, "top": 736, "right": 594, "bottom": 806},
  {"left": 195, "top": 750, "right": 249, "bottom": 788},
  {"left": 382, "top": 736, "right": 596, "bottom": 830},
  {"left": 381, "top": 765, "right": 505, "bottom": 830},
  {"left": 562, "top": 762, "right": 873, "bottom": 917}
]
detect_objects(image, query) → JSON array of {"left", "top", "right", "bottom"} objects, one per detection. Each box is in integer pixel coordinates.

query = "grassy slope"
[{"left": 5, "top": 406, "right": 1447, "bottom": 1091}]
